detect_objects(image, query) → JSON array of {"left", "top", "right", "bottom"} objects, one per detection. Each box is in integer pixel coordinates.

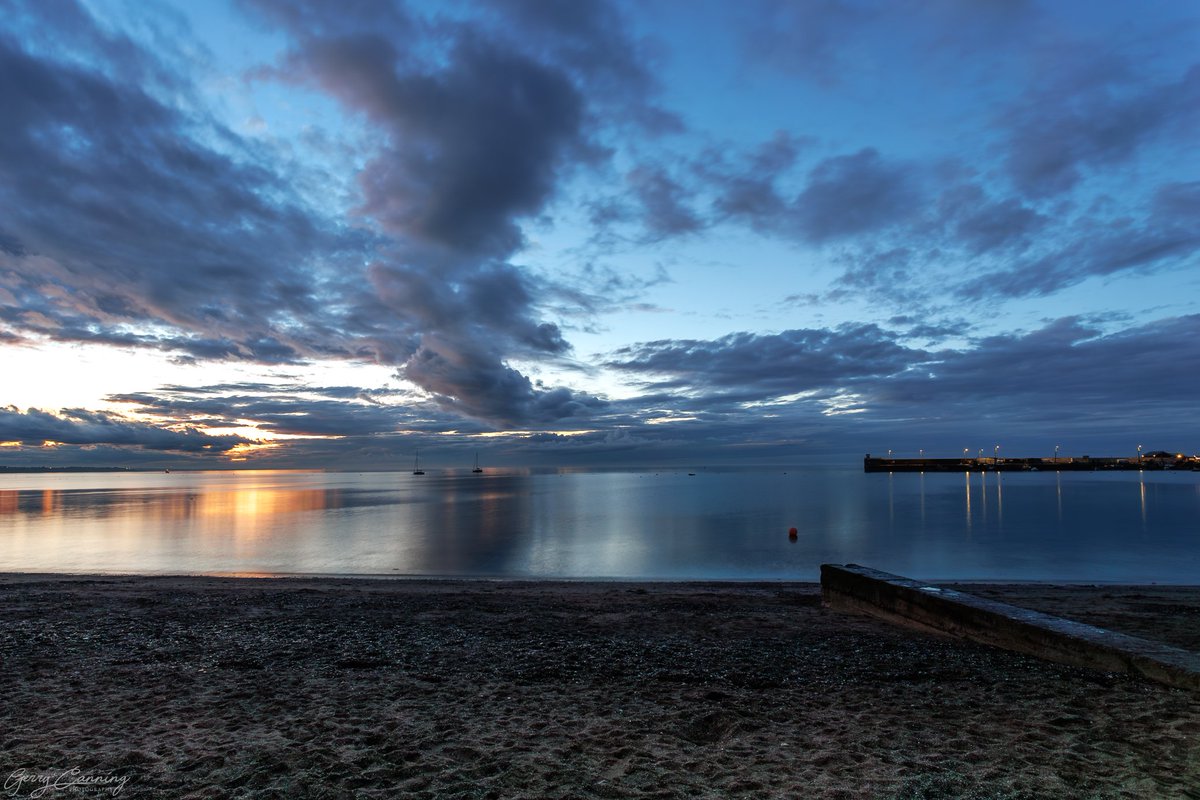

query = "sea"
[{"left": 1, "top": 466, "right": 1197, "bottom": 582}]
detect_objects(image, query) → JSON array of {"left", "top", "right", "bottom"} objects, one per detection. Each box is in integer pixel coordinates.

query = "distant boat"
[
  {"left": 413, "top": 449, "right": 425, "bottom": 476},
  {"left": 472, "top": 452, "right": 483, "bottom": 474}
]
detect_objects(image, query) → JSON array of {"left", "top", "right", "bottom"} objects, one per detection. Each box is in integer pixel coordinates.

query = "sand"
[{"left": 0, "top": 575, "right": 1198, "bottom": 799}]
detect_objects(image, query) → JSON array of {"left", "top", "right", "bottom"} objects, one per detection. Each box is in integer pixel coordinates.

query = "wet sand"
[{"left": 1, "top": 575, "right": 1198, "bottom": 799}]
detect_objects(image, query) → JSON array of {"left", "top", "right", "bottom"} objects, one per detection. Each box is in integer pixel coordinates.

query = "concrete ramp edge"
[{"left": 820, "top": 563, "right": 1200, "bottom": 692}]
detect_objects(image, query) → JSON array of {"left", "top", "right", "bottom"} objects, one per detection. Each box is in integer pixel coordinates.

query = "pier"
[{"left": 864, "top": 451, "right": 1197, "bottom": 473}]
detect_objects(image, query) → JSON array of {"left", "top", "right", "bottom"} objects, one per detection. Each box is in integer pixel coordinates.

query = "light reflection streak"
[
  {"left": 887, "top": 472, "right": 894, "bottom": 527},
  {"left": 1140, "top": 476, "right": 1147, "bottom": 528},
  {"left": 980, "top": 470, "right": 987, "bottom": 519},
  {"left": 3, "top": 470, "right": 1199, "bottom": 580},
  {"left": 919, "top": 471, "right": 925, "bottom": 526},
  {"left": 1056, "top": 472, "right": 1062, "bottom": 522},
  {"left": 996, "top": 472, "right": 1003, "bottom": 527},
  {"left": 964, "top": 471, "right": 972, "bottom": 531}
]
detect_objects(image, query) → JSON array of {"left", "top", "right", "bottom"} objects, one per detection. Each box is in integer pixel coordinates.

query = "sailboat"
[
  {"left": 413, "top": 449, "right": 425, "bottom": 475},
  {"left": 472, "top": 452, "right": 483, "bottom": 474}
]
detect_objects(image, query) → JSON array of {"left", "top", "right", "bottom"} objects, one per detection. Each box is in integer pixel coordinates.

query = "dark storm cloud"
[
  {"left": 605, "top": 324, "right": 925, "bottom": 401},
  {"left": 0, "top": 407, "right": 248, "bottom": 452}
]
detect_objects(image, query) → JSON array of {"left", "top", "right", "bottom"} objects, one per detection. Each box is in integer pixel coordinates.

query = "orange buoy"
[{"left": 788, "top": 526, "right": 798, "bottom": 540}]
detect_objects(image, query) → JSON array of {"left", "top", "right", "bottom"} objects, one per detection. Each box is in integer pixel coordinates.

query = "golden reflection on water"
[
  {"left": 2, "top": 483, "right": 335, "bottom": 523},
  {"left": 0, "top": 481, "right": 340, "bottom": 570}
]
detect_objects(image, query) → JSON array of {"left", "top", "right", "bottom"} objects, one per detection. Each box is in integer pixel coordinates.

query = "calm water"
[{"left": 0, "top": 468, "right": 1198, "bottom": 581}]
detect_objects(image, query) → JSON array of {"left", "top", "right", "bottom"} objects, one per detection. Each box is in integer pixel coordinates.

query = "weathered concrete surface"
[{"left": 821, "top": 563, "right": 1200, "bottom": 692}]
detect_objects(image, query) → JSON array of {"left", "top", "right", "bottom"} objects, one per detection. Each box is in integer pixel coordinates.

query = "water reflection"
[
  {"left": 918, "top": 472, "right": 925, "bottom": 525},
  {"left": 1, "top": 468, "right": 1198, "bottom": 582},
  {"left": 1140, "top": 474, "right": 1147, "bottom": 529},
  {"left": 980, "top": 470, "right": 988, "bottom": 518},
  {"left": 996, "top": 472, "right": 1003, "bottom": 527},
  {"left": 964, "top": 471, "right": 972, "bottom": 531},
  {"left": 1, "top": 485, "right": 339, "bottom": 526},
  {"left": 1056, "top": 472, "right": 1063, "bottom": 522}
]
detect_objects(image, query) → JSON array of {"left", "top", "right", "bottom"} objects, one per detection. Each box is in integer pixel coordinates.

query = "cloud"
[
  {"left": 403, "top": 332, "right": 605, "bottom": 425},
  {"left": 0, "top": 2, "right": 355, "bottom": 364},
  {"left": 935, "top": 183, "right": 1046, "bottom": 255},
  {"left": 240, "top": 0, "right": 665, "bottom": 423},
  {"left": 351, "top": 39, "right": 589, "bottom": 256},
  {"left": 707, "top": 146, "right": 925, "bottom": 244},
  {"left": 739, "top": 0, "right": 1038, "bottom": 88},
  {"left": 958, "top": 182, "right": 1200, "bottom": 299},
  {"left": 605, "top": 324, "right": 925, "bottom": 402},
  {"left": 474, "top": 0, "right": 683, "bottom": 134},
  {"left": 594, "top": 313, "right": 1200, "bottom": 459},
  {"left": 742, "top": 0, "right": 873, "bottom": 87},
  {"left": 626, "top": 165, "right": 703, "bottom": 239},
  {"left": 792, "top": 149, "right": 925, "bottom": 241},
  {"left": 1000, "top": 62, "right": 1200, "bottom": 198},
  {"left": 860, "top": 315, "right": 1200, "bottom": 441},
  {"left": 109, "top": 383, "right": 430, "bottom": 438},
  {"left": 248, "top": 0, "right": 670, "bottom": 258},
  {"left": 0, "top": 406, "right": 249, "bottom": 453},
  {"left": 2, "top": 0, "right": 653, "bottom": 427}
]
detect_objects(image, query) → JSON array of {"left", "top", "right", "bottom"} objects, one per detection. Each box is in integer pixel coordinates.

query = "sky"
[{"left": 0, "top": 0, "right": 1198, "bottom": 470}]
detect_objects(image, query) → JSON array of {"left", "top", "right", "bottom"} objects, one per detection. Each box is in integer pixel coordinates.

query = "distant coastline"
[{"left": 0, "top": 466, "right": 133, "bottom": 473}]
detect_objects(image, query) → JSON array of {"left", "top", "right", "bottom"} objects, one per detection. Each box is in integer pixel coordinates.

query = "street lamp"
[
  {"left": 1137, "top": 444, "right": 1143, "bottom": 465},
  {"left": 1054, "top": 444, "right": 1060, "bottom": 463},
  {"left": 994, "top": 444, "right": 1000, "bottom": 464}
]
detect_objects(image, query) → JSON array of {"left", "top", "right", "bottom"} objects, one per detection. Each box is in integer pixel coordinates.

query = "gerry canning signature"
[{"left": 5, "top": 768, "right": 130, "bottom": 797}]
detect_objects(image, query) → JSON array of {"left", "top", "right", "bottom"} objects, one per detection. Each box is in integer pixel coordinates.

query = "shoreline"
[
  {"left": 2, "top": 575, "right": 1198, "bottom": 797},
  {"left": 5, "top": 570, "right": 1200, "bottom": 585}
]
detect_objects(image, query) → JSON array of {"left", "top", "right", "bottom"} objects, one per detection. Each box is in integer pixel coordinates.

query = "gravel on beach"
[{"left": 1, "top": 575, "right": 1198, "bottom": 799}]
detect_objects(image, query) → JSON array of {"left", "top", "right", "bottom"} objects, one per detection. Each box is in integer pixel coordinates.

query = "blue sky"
[{"left": 1, "top": 0, "right": 1197, "bottom": 469}]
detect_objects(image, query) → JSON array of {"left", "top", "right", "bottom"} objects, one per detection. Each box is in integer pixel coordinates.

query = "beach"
[{"left": 1, "top": 576, "right": 1198, "bottom": 799}]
